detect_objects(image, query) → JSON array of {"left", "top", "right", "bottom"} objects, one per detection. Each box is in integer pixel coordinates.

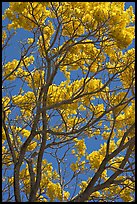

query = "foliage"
[{"left": 2, "top": 2, "right": 135, "bottom": 202}]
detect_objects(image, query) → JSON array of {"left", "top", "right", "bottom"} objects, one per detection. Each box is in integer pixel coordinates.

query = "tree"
[{"left": 2, "top": 2, "right": 135, "bottom": 202}]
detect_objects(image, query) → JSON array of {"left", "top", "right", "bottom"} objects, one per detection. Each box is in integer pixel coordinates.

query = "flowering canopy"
[{"left": 2, "top": 2, "right": 135, "bottom": 202}]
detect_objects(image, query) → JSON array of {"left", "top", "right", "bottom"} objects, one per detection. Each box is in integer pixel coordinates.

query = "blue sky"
[{"left": 2, "top": 2, "right": 135, "bottom": 202}]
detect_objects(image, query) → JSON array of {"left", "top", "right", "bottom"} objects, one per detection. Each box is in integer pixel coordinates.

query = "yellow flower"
[
  {"left": 63, "top": 191, "right": 70, "bottom": 200},
  {"left": 27, "top": 141, "right": 37, "bottom": 151},
  {"left": 91, "top": 191, "right": 101, "bottom": 197},
  {"left": 27, "top": 38, "right": 34, "bottom": 44},
  {"left": 2, "top": 31, "right": 7, "bottom": 44},
  {"left": 71, "top": 149, "right": 75, "bottom": 154},
  {"left": 3, "top": 59, "right": 19, "bottom": 80},
  {"left": 79, "top": 104, "right": 86, "bottom": 111},
  {"left": 46, "top": 181, "right": 62, "bottom": 201},
  {"left": 94, "top": 104, "right": 104, "bottom": 117},
  {"left": 87, "top": 151, "right": 104, "bottom": 169},
  {"left": 2, "top": 127, "right": 6, "bottom": 141},
  {"left": 74, "top": 139, "right": 87, "bottom": 157},
  {"left": 70, "top": 162, "right": 79, "bottom": 172},
  {"left": 21, "top": 129, "right": 30, "bottom": 137}
]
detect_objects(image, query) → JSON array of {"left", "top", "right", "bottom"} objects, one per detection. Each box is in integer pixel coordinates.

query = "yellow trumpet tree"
[{"left": 2, "top": 2, "right": 135, "bottom": 202}]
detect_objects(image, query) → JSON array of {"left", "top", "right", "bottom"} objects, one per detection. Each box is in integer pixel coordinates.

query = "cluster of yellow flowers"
[
  {"left": 11, "top": 74, "right": 107, "bottom": 129},
  {"left": 120, "top": 188, "right": 134, "bottom": 202},
  {"left": 102, "top": 179, "right": 134, "bottom": 202},
  {"left": 2, "top": 127, "right": 6, "bottom": 143},
  {"left": 120, "top": 179, "right": 134, "bottom": 201},
  {"left": 47, "top": 77, "right": 103, "bottom": 106},
  {"left": 78, "top": 179, "right": 89, "bottom": 191},
  {"left": 102, "top": 130, "right": 115, "bottom": 140},
  {"left": 3, "top": 2, "right": 134, "bottom": 61},
  {"left": 2, "top": 30, "right": 7, "bottom": 44},
  {"left": 8, "top": 159, "right": 70, "bottom": 201},
  {"left": 3, "top": 59, "right": 19, "bottom": 80},
  {"left": 108, "top": 91, "right": 129, "bottom": 116},
  {"left": 79, "top": 178, "right": 101, "bottom": 200},
  {"left": 87, "top": 150, "right": 104, "bottom": 169},
  {"left": 66, "top": 117, "right": 84, "bottom": 130},
  {"left": 70, "top": 159, "right": 86, "bottom": 172},
  {"left": 47, "top": 181, "right": 61, "bottom": 201},
  {"left": 49, "top": 2, "right": 134, "bottom": 49},
  {"left": 102, "top": 184, "right": 121, "bottom": 201},
  {"left": 27, "top": 141, "right": 38, "bottom": 151},
  {"left": 62, "top": 20, "right": 84, "bottom": 37},
  {"left": 70, "top": 161, "right": 79, "bottom": 172},
  {"left": 25, "top": 69, "right": 45, "bottom": 88},
  {"left": 59, "top": 39, "right": 104, "bottom": 73},
  {"left": 108, "top": 3, "right": 134, "bottom": 47},
  {"left": 2, "top": 96, "right": 11, "bottom": 118},
  {"left": 3, "top": 56, "right": 34, "bottom": 81},
  {"left": 15, "top": 68, "right": 28, "bottom": 78},
  {"left": 37, "top": 21, "right": 55, "bottom": 54},
  {"left": 116, "top": 105, "right": 134, "bottom": 128},
  {"left": 27, "top": 38, "right": 34, "bottom": 44},
  {"left": 46, "top": 181, "right": 70, "bottom": 201},
  {"left": 99, "top": 140, "right": 116, "bottom": 156},
  {"left": 73, "top": 138, "right": 87, "bottom": 157},
  {"left": 21, "top": 56, "right": 35, "bottom": 66},
  {"left": 3, "top": 2, "right": 50, "bottom": 31},
  {"left": 110, "top": 92, "right": 126, "bottom": 107},
  {"left": 119, "top": 48, "right": 135, "bottom": 89},
  {"left": 12, "top": 91, "right": 36, "bottom": 110},
  {"left": 106, "top": 48, "right": 135, "bottom": 92},
  {"left": 87, "top": 140, "right": 117, "bottom": 170},
  {"left": 2, "top": 146, "right": 12, "bottom": 166},
  {"left": 47, "top": 79, "right": 78, "bottom": 107},
  {"left": 70, "top": 138, "right": 87, "bottom": 173},
  {"left": 109, "top": 156, "right": 124, "bottom": 170},
  {"left": 93, "top": 104, "right": 104, "bottom": 117},
  {"left": 12, "top": 67, "right": 44, "bottom": 89}
]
